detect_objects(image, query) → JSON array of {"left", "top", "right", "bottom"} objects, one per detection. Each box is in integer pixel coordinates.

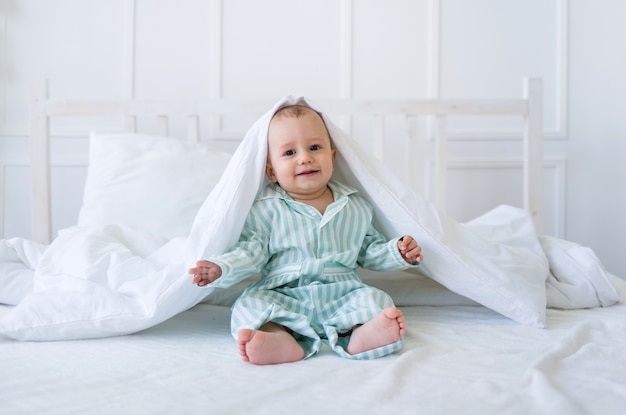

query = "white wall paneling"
[
  {"left": 438, "top": 0, "right": 567, "bottom": 140},
  {"left": 427, "top": 0, "right": 441, "bottom": 100},
  {"left": 207, "top": 0, "right": 223, "bottom": 139},
  {"left": 0, "top": 164, "right": 5, "bottom": 237},
  {"left": 123, "top": 0, "right": 137, "bottom": 132},
  {"left": 0, "top": 2, "right": 7, "bottom": 135},
  {"left": 554, "top": 0, "right": 569, "bottom": 139},
  {"left": 123, "top": 0, "right": 136, "bottom": 100},
  {"left": 1, "top": 0, "right": 626, "bottom": 277}
]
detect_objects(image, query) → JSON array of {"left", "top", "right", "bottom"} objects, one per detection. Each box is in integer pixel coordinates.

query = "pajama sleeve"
[
  {"left": 206, "top": 205, "right": 271, "bottom": 288},
  {"left": 357, "top": 223, "right": 416, "bottom": 271}
]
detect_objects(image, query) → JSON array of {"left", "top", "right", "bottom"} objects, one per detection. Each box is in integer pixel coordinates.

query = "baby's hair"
[
  {"left": 273, "top": 104, "right": 317, "bottom": 119},
  {"left": 272, "top": 104, "right": 334, "bottom": 148}
]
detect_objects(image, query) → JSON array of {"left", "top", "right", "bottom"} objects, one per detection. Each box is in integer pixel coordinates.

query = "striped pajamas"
[{"left": 209, "top": 181, "right": 414, "bottom": 360}]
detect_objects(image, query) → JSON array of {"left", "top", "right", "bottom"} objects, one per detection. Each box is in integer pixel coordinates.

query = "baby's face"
[{"left": 266, "top": 109, "right": 336, "bottom": 202}]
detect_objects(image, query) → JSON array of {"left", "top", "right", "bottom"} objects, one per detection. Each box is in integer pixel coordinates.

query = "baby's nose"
[{"left": 298, "top": 152, "right": 313, "bottom": 163}]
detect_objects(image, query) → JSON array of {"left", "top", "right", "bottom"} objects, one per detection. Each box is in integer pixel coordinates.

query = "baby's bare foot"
[
  {"left": 347, "top": 307, "right": 405, "bottom": 355},
  {"left": 238, "top": 327, "right": 304, "bottom": 365}
]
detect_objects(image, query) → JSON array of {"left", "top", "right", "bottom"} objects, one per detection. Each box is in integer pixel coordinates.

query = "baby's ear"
[{"left": 265, "top": 164, "right": 278, "bottom": 182}]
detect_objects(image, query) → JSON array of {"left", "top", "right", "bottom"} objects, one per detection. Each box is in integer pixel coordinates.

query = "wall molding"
[
  {"left": 123, "top": 0, "right": 136, "bottom": 100},
  {"left": 428, "top": 0, "right": 441, "bottom": 100},
  {"left": 208, "top": 0, "right": 222, "bottom": 100},
  {"left": 0, "top": 3, "right": 7, "bottom": 135},
  {"left": 428, "top": 0, "right": 568, "bottom": 141},
  {"left": 554, "top": 0, "right": 569, "bottom": 139},
  {"left": 207, "top": 0, "right": 223, "bottom": 138},
  {"left": 340, "top": 0, "right": 353, "bottom": 99},
  {"left": 0, "top": 164, "right": 5, "bottom": 236},
  {"left": 337, "top": 0, "right": 354, "bottom": 133}
]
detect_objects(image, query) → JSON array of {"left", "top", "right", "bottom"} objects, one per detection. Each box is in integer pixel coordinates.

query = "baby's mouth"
[{"left": 297, "top": 169, "right": 319, "bottom": 176}]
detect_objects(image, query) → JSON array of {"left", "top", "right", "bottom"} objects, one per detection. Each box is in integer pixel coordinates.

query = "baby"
[{"left": 189, "top": 104, "right": 422, "bottom": 364}]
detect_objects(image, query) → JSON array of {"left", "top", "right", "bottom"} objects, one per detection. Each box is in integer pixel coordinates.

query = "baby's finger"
[
  {"left": 190, "top": 260, "right": 209, "bottom": 273},
  {"left": 196, "top": 275, "right": 211, "bottom": 286},
  {"left": 195, "top": 260, "right": 211, "bottom": 270},
  {"left": 409, "top": 248, "right": 423, "bottom": 262},
  {"left": 403, "top": 237, "right": 419, "bottom": 254},
  {"left": 405, "top": 239, "right": 418, "bottom": 251},
  {"left": 398, "top": 235, "right": 412, "bottom": 250}
]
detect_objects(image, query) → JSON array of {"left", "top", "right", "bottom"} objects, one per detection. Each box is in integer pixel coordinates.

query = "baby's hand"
[
  {"left": 398, "top": 235, "right": 423, "bottom": 264},
  {"left": 189, "top": 260, "right": 222, "bottom": 287}
]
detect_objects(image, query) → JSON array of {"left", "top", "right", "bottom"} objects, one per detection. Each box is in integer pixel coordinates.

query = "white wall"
[{"left": 1, "top": 0, "right": 624, "bottom": 278}]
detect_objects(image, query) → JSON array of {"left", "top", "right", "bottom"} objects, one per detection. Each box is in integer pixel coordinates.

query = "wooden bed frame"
[{"left": 29, "top": 78, "right": 543, "bottom": 244}]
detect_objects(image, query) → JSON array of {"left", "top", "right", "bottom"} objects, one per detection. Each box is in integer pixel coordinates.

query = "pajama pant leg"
[
  {"left": 318, "top": 284, "right": 403, "bottom": 360},
  {"left": 231, "top": 279, "right": 403, "bottom": 360},
  {"left": 230, "top": 287, "right": 322, "bottom": 359}
]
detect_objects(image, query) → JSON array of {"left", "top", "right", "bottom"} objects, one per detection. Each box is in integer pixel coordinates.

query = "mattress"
[{"left": 2, "top": 276, "right": 625, "bottom": 415}]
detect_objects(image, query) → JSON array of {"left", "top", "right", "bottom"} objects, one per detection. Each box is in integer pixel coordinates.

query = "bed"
[{"left": 1, "top": 78, "right": 625, "bottom": 414}]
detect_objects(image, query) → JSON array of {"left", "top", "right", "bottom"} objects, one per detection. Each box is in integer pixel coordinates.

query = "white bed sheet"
[{"left": 2, "top": 277, "right": 625, "bottom": 415}]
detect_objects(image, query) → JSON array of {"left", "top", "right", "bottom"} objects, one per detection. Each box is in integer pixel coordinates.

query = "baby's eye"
[
  {"left": 310, "top": 144, "right": 321, "bottom": 151},
  {"left": 284, "top": 150, "right": 295, "bottom": 156}
]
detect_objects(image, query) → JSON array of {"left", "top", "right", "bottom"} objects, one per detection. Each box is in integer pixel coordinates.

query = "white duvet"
[{"left": 0, "top": 96, "right": 620, "bottom": 341}]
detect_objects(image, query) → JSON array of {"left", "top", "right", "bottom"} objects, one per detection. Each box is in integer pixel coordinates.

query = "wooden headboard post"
[
  {"left": 523, "top": 78, "right": 544, "bottom": 234},
  {"left": 29, "top": 79, "right": 52, "bottom": 244}
]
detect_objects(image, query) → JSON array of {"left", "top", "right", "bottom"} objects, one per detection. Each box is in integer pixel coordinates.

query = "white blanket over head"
[{"left": 0, "top": 96, "right": 619, "bottom": 341}]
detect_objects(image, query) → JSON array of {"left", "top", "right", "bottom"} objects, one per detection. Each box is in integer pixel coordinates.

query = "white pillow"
[{"left": 78, "top": 133, "right": 232, "bottom": 239}]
